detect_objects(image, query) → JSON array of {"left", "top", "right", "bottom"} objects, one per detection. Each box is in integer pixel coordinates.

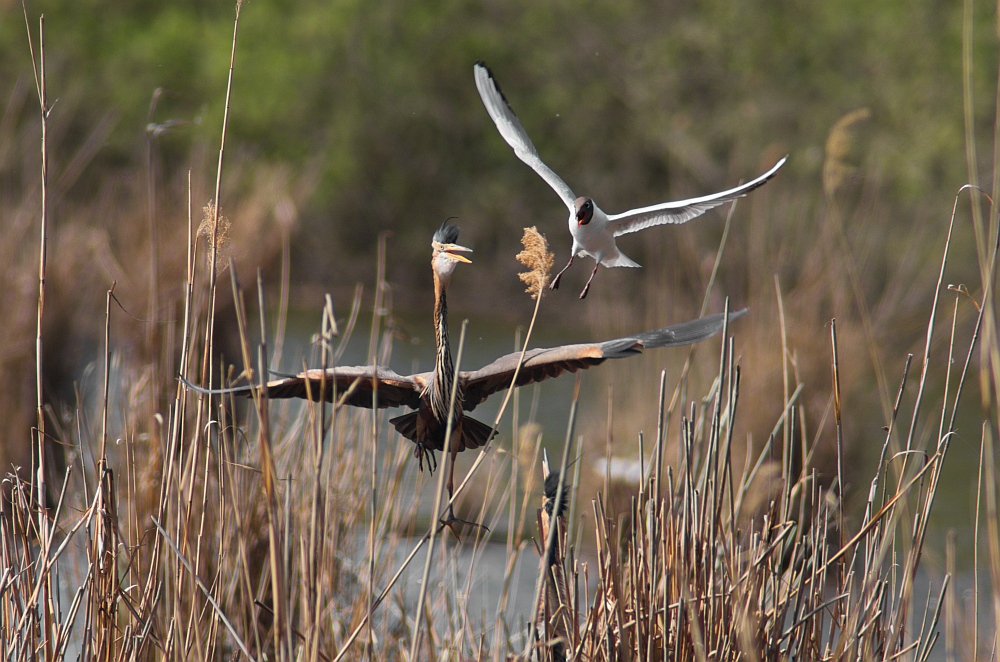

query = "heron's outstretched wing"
[
  {"left": 607, "top": 158, "right": 786, "bottom": 237},
  {"left": 181, "top": 366, "right": 428, "bottom": 410},
  {"left": 460, "top": 309, "right": 746, "bottom": 410},
  {"left": 474, "top": 62, "right": 577, "bottom": 210}
]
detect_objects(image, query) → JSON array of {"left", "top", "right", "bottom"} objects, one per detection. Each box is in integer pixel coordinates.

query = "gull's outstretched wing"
[
  {"left": 474, "top": 61, "right": 577, "bottom": 210},
  {"left": 607, "top": 157, "right": 786, "bottom": 237},
  {"left": 182, "top": 365, "right": 428, "bottom": 410},
  {"left": 460, "top": 309, "right": 747, "bottom": 410}
]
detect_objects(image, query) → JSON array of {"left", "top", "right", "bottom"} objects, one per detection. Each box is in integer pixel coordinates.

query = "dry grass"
[{"left": 5, "top": 207, "right": 998, "bottom": 659}]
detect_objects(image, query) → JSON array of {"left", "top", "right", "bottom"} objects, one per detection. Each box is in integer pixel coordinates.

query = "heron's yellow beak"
[{"left": 441, "top": 243, "right": 472, "bottom": 263}]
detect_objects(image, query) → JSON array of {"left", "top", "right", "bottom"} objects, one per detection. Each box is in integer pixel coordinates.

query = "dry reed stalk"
[
  {"left": 304, "top": 295, "right": 336, "bottom": 661},
  {"left": 23, "top": 12, "right": 56, "bottom": 660},
  {"left": 365, "top": 233, "right": 389, "bottom": 661}
]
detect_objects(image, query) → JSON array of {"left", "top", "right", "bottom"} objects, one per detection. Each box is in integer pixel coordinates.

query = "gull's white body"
[
  {"left": 569, "top": 207, "right": 640, "bottom": 268},
  {"left": 473, "top": 61, "right": 787, "bottom": 296}
]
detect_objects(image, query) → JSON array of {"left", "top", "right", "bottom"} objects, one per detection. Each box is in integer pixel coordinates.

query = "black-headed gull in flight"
[{"left": 474, "top": 61, "right": 787, "bottom": 299}]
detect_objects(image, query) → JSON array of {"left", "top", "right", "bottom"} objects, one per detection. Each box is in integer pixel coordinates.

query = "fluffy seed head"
[
  {"left": 198, "top": 202, "right": 232, "bottom": 273},
  {"left": 516, "top": 227, "right": 554, "bottom": 300}
]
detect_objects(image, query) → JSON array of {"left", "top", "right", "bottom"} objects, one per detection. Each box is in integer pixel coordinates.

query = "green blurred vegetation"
[
  {"left": 2, "top": 0, "right": 999, "bottom": 468},
  {"left": 3, "top": 0, "right": 996, "bottom": 288}
]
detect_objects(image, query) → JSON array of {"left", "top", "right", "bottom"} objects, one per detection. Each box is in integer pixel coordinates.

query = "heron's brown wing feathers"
[
  {"left": 459, "top": 310, "right": 745, "bottom": 411},
  {"left": 182, "top": 366, "right": 427, "bottom": 410},
  {"left": 460, "top": 344, "right": 617, "bottom": 411},
  {"left": 264, "top": 367, "right": 428, "bottom": 408},
  {"left": 183, "top": 311, "right": 746, "bottom": 412}
]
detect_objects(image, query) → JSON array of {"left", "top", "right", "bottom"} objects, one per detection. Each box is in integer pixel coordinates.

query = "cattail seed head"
[{"left": 199, "top": 202, "right": 233, "bottom": 272}]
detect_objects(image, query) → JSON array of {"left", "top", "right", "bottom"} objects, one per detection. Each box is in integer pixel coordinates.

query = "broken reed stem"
[
  {"left": 947, "top": 186, "right": 1000, "bottom": 434},
  {"left": 830, "top": 318, "right": 845, "bottom": 555},
  {"left": 101, "top": 285, "right": 114, "bottom": 459}
]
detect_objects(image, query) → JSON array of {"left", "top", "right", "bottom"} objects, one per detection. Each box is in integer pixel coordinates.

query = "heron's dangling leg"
[
  {"left": 578, "top": 262, "right": 601, "bottom": 299},
  {"left": 439, "top": 448, "right": 490, "bottom": 538},
  {"left": 549, "top": 255, "right": 575, "bottom": 290},
  {"left": 415, "top": 444, "right": 438, "bottom": 474}
]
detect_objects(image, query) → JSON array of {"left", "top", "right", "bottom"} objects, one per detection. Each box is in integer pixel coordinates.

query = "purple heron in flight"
[{"left": 184, "top": 223, "right": 745, "bottom": 526}]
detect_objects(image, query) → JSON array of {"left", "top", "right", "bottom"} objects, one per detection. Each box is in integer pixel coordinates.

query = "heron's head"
[
  {"left": 431, "top": 221, "right": 472, "bottom": 282},
  {"left": 574, "top": 197, "right": 594, "bottom": 226}
]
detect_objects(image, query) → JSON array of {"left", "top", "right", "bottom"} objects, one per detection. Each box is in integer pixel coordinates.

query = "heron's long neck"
[{"left": 431, "top": 275, "right": 460, "bottom": 420}]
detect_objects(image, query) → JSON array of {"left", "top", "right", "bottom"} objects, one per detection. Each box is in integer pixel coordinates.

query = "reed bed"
[
  {"left": 534, "top": 317, "right": 998, "bottom": 661},
  {"left": 4, "top": 188, "right": 1000, "bottom": 658}
]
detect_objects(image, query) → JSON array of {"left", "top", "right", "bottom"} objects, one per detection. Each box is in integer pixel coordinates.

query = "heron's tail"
[
  {"left": 461, "top": 416, "right": 496, "bottom": 450},
  {"left": 389, "top": 412, "right": 496, "bottom": 453},
  {"left": 389, "top": 412, "right": 420, "bottom": 442}
]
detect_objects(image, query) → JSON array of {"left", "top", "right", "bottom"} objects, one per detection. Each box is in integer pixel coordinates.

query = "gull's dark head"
[
  {"left": 431, "top": 220, "right": 472, "bottom": 282},
  {"left": 574, "top": 197, "right": 594, "bottom": 226}
]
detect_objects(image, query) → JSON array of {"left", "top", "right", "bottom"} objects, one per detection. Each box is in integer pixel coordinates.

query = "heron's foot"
[
  {"left": 578, "top": 283, "right": 591, "bottom": 299},
  {"left": 414, "top": 445, "right": 438, "bottom": 474},
  {"left": 438, "top": 509, "right": 490, "bottom": 539}
]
